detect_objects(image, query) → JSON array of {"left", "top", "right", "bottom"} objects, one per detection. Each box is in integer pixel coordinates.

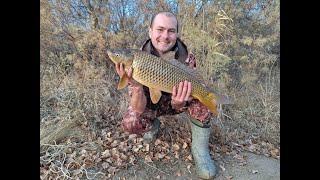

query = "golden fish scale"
[{"left": 132, "top": 52, "right": 209, "bottom": 99}]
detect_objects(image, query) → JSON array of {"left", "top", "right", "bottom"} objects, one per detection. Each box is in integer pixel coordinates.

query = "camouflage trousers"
[{"left": 121, "top": 86, "right": 212, "bottom": 134}]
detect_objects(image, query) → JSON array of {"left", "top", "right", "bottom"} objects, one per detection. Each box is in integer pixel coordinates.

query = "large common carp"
[{"left": 107, "top": 49, "right": 226, "bottom": 115}]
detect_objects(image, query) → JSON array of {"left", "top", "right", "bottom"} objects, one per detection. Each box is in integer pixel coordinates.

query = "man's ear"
[{"left": 148, "top": 27, "right": 152, "bottom": 39}]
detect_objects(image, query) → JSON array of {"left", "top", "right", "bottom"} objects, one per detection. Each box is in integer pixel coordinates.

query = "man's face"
[{"left": 149, "top": 14, "right": 178, "bottom": 55}]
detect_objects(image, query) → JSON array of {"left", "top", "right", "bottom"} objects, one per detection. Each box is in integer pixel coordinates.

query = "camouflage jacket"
[{"left": 121, "top": 38, "right": 211, "bottom": 134}]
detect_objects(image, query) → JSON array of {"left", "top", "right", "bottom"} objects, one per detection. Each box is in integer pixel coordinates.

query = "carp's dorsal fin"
[
  {"left": 149, "top": 87, "right": 162, "bottom": 104},
  {"left": 117, "top": 74, "right": 129, "bottom": 90},
  {"left": 167, "top": 59, "right": 205, "bottom": 83},
  {"left": 161, "top": 51, "right": 176, "bottom": 61}
]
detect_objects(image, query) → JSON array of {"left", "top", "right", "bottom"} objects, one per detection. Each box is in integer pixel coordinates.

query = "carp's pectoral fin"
[
  {"left": 117, "top": 74, "right": 129, "bottom": 90},
  {"left": 149, "top": 88, "right": 162, "bottom": 104}
]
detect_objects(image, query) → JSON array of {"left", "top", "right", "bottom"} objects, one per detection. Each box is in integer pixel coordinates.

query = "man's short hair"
[{"left": 150, "top": 11, "right": 179, "bottom": 32}]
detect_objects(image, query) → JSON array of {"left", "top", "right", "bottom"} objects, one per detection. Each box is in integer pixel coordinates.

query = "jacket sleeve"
[{"left": 121, "top": 84, "right": 156, "bottom": 134}]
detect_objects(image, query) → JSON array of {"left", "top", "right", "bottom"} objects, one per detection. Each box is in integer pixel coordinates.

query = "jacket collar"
[{"left": 141, "top": 38, "right": 188, "bottom": 63}]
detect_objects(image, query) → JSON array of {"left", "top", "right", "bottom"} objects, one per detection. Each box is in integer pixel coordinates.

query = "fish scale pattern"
[{"left": 132, "top": 51, "right": 207, "bottom": 99}]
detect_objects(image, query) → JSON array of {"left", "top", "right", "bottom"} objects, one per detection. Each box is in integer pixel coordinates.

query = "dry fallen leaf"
[
  {"left": 248, "top": 144, "right": 257, "bottom": 152},
  {"left": 106, "top": 132, "right": 112, "bottom": 138},
  {"left": 132, "top": 145, "right": 143, "bottom": 152},
  {"left": 112, "top": 153, "right": 120, "bottom": 161},
  {"left": 107, "top": 166, "right": 117, "bottom": 175},
  {"left": 106, "top": 137, "right": 113, "bottom": 143},
  {"left": 266, "top": 142, "right": 275, "bottom": 149},
  {"left": 111, "top": 148, "right": 118, "bottom": 155},
  {"left": 186, "top": 154, "right": 193, "bottom": 161},
  {"left": 84, "top": 158, "right": 94, "bottom": 168},
  {"left": 174, "top": 151, "right": 179, "bottom": 159},
  {"left": 163, "top": 142, "right": 169, "bottom": 149},
  {"left": 128, "top": 134, "right": 137, "bottom": 140},
  {"left": 182, "top": 142, "right": 188, "bottom": 149},
  {"left": 120, "top": 153, "right": 128, "bottom": 161},
  {"left": 105, "top": 157, "right": 113, "bottom": 164},
  {"left": 261, "top": 141, "right": 267, "bottom": 146},
  {"left": 145, "top": 144, "right": 150, "bottom": 152},
  {"left": 144, "top": 155, "right": 153, "bottom": 163},
  {"left": 119, "top": 142, "right": 128, "bottom": 153},
  {"left": 137, "top": 138, "right": 144, "bottom": 143},
  {"left": 221, "top": 145, "right": 228, "bottom": 153},
  {"left": 80, "top": 149, "right": 87, "bottom": 155},
  {"left": 102, "top": 162, "right": 110, "bottom": 169},
  {"left": 96, "top": 138, "right": 103, "bottom": 145},
  {"left": 187, "top": 164, "right": 192, "bottom": 174},
  {"left": 172, "top": 143, "right": 180, "bottom": 151},
  {"left": 270, "top": 148, "right": 279, "bottom": 157},
  {"left": 95, "top": 157, "right": 102, "bottom": 163},
  {"left": 219, "top": 164, "right": 226, "bottom": 171},
  {"left": 115, "top": 158, "right": 123, "bottom": 166},
  {"left": 111, "top": 140, "right": 119, "bottom": 148},
  {"left": 155, "top": 139, "right": 162, "bottom": 146},
  {"left": 234, "top": 154, "right": 245, "bottom": 162},
  {"left": 129, "top": 155, "right": 135, "bottom": 164},
  {"left": 155, "top": 152, "right": 165, "bottom": 159}
]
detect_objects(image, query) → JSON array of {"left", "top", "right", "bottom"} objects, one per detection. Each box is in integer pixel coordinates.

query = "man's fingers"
[
  {"left": 116, "top": 63, "right": 125, "bottom": 76},
  {"left": 185, "top": 82, "right": 192, "bottom": 101},
  {"left": 172, "top": 85, "right": 177, "bottom": 97},
  {"left": 180, "top": 80, "right": 188, "bottom": 101},
  {"left": 176, "top": 82, "right": 183, "bottom": 98},
  {"left": 119, "top": 63, "right": 124, "bottom": 74},
  {"left": 115, "top": 63, "right": 120, "bottom": 74},
  {"left": 127, "top": 67, "right": 132, "bottom": 77}
]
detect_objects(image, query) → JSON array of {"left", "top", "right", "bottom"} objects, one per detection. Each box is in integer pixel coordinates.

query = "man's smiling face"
[{"left": 149, "top": 14, "right": 178, "bottom": 56}]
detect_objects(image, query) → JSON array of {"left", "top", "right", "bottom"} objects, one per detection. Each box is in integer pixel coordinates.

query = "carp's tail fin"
[
  {"left": 200, "top": 93, "right": 233, "bottom": 115},
  {"left": 199, "top": 93, "right": 218, "bottom": 115},
  {"left": 216, "top": 94, "right": 234, "bottom": 105}
]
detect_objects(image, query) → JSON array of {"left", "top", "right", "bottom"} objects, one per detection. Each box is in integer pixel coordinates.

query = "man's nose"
[{"left": 161, "top": 30, "right": 169, "bottom": 39}]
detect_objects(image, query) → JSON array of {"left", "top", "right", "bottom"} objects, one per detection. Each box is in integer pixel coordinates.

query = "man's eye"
[{"left": 157, "top": 29, "right": 163, "bottom": 32}]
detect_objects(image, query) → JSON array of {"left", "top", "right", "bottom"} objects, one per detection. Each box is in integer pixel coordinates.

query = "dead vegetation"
[{"left": 40, "top": 0, "right": 280, "bottom": 179}]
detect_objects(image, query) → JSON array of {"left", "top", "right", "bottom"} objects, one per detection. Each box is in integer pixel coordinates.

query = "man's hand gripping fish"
[{"left": 107, "top": 49, "right": 227, "bottom": 115}]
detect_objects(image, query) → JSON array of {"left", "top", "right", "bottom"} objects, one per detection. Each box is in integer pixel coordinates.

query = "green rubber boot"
[{"left": 190, "top": 121, "right": 217, "bottom": 179}]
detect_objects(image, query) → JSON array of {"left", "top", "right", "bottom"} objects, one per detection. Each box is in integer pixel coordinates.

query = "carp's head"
[{"left": 106, "top": 49, "right": 135, "bottom": 67}]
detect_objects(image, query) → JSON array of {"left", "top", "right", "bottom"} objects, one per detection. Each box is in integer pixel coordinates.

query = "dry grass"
[
  {"left": 42, "top": 65, "right": 126, "bottom": 120},
  {"left": 40, "top": 40, "right": 131, "bottom": 178},
  {"left": 40, "top": 0, "right": 280, "bottom": 178},
  {"left": 40, "top": 142, "right": 105, "bottom": 179},
  {"left": 216, "top": 66, "right": 280, "bottom": 147},
  {"left": 40, "top": 21, "right": 279, "bottom": 180}
]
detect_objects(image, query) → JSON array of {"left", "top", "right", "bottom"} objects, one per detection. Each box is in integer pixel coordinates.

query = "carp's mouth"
[
  {"left": 106, "top": 49, "right": 133, "bottom": 68},
  {"left": 106, "top": 50, "right": 120, "bottom": 64}
]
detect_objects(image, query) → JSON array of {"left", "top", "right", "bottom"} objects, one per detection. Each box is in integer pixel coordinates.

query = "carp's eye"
[{"left": 115, "top": 53, "right": 120, "bottom": 57}]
